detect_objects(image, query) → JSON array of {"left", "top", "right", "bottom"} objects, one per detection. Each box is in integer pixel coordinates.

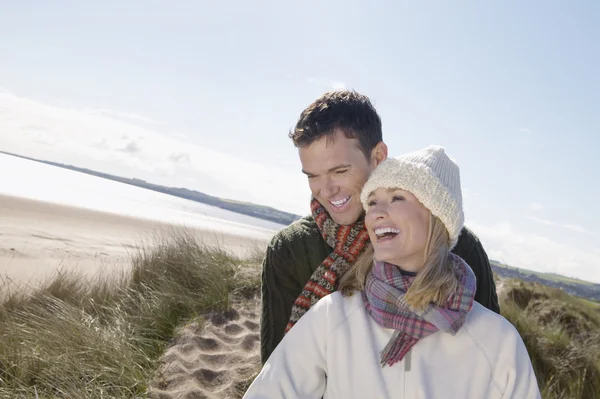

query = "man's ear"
[{"left": 371, "top": 141, "right": 388, "bottom": 166}]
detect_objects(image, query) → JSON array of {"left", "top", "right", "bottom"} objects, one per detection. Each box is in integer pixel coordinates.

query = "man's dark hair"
[{"left": 289, "top": 90, "right": 383, "bottom": 159}]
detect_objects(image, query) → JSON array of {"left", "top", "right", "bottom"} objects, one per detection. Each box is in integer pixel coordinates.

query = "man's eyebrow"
[
  {"left": 302, "top": 164, "right": 351, "bottom": 176},
  {"left": 328, "top": 164, "right": 351, "bottom": 172}
]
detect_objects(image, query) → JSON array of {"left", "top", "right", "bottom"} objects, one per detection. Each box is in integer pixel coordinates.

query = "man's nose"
[{"left": 320, "top": 176, "right": 338, "bottom": 198}]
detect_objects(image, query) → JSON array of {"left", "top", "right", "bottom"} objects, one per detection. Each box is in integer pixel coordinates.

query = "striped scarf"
[
  {"left": 362, "top": 253, "right": 476, "bottom": 367},
  {"left": 285, "top": 198, "right": 370, "bottom": 333}
]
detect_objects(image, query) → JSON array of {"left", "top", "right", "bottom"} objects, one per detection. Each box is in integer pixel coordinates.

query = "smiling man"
[
  {"left": 298, "top": 129, "right": 382, "bottom": 226},
  {"left": 260, "top": 90, "right": 499, "bottom": 364}
]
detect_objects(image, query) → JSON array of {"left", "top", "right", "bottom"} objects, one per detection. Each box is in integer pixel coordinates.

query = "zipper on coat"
[
  {"left": 404, "top": 349, "right": 412, "bottom": 372},
  {"left": 402, "top": 349, "right": 412, "bottom": 399}
]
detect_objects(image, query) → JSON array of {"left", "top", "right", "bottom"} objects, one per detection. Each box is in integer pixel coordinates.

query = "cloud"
[
  {"left": 470, "top": 221, "right": 600, "bottom": 283},
  {"left": 0, "top": 92, "right": 310, "bottom": 215},
  {"left": 172, "top": 132, "right": 189, "bottom": 140},
  {"left": 305, "top": 77, "right": 347, "bottom": 90},
  {"left": 329, "top": 80, "right": 347, "bottom": 90},
  {"left": 83, "top": 108, "right": 166, "bottom": 125},
  {"left": 525, "top": 215, "right": 593, "bottom": 234},
  {"left": 528, "top": 202, "right": 544, "bottom": 212},
  {"left": 169, "top": 152, "right": 191, "bottom": 164},
  {"left": 563, "top": 224, "right": 592, "bottom": 234},
  {"left": 122, "top": 140, "right": 142, "bottom": 154},
  {"left": 519, "top": 127, "right": 533, "bottom": 134},
  {"left": 22, "top": 126, "right": 61, "bottom": 145},
  {"left": 525, "top": 215, "right": 556, "bottom": 226}
]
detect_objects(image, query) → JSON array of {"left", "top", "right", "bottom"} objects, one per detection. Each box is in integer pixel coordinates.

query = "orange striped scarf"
[{"left": 285, "top": 198, "right": 370, "bottom": 333}]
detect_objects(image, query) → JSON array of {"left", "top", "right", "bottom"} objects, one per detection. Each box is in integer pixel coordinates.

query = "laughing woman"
[{"left": 244, "top": 146, "right": 540, "bottom": 399}]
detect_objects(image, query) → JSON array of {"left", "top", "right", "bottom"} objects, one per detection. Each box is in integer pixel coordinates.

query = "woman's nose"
[{"left": 368, "top": 203, "right": 388, "bottom": 220}]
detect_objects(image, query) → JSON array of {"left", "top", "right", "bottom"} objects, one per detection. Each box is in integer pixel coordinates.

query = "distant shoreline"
[
  {"left": 0, "top": 150, "right": 302, "bottom": 227},
  {"left": 0, "top": 192, "right": 269, "bottom": 285}
]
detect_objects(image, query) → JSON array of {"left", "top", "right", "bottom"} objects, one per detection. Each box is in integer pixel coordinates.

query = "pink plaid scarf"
[{"left": 362, "top": 253, "right": 476, "bottom": 367}]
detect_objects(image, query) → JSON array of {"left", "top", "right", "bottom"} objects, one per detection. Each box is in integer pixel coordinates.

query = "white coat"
[{"left": 245, "top": 292, "right": 540, "bottom": 399}]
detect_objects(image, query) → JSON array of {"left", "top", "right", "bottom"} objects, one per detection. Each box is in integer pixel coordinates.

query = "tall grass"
[
  {"left": 0, "top": 229, "right": 262, "bottom": 398},
  {"left": 5, "top": 229, "right": 598, "bottom": 399},
  {"left": 501, "top": 280, "right": 600, "bottom": 399}
]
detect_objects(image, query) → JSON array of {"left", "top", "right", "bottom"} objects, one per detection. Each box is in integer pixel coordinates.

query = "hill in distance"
[
  {"left": 491, "top": 260, "right": 600, "bottom": 303},
  {"left": 1, "top": 150, "right": 301, "bottom": 226}
]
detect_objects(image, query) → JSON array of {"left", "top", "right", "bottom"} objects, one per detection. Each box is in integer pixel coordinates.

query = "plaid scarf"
[
  {"left": 362, "top": 253, "right": 476, "bottom": 367},
  {"left": 285, "top": 198, "right": 370, "bottom": 333}
]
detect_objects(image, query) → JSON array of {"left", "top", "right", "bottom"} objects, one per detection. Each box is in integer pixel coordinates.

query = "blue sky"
[{"left": 1, "top": 0, "right": 599, "bottom": 282}]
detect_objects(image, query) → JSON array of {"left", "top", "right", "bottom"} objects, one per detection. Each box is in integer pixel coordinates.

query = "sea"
[{"left": 0, "top": 153, "right": 286, "bottom": 241}]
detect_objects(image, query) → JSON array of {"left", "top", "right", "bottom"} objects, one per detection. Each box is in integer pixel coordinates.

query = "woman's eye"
[
  {"left": 392, "top": 195, "right": 405, "bottom": 202},
  {"left": 335, "top": 169, "right": 348, "bottom": 175},
  {"left": 367, "top": 200, "right": 377, "bottom": 207}
]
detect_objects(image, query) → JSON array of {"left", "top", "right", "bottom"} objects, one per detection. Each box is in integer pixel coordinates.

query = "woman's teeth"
[{"left": 374, "top": 227, "right": 400, "bottom": 239}]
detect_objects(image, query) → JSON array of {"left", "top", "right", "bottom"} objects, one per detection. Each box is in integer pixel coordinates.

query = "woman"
[{"left": 244, "top": 146, "right": 540, "bottom": 399}]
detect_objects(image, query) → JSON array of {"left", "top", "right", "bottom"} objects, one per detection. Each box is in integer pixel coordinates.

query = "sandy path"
[
  {"left": 0, "top": 194, "right": 270, "bottom": 287},
  {"left": 150, "top": 296, "right": 261, "bottom": 399}
]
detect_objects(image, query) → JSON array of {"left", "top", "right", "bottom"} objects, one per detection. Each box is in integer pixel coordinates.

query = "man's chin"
[{"left": 328, "top": 209, "right": 362, "bottom": 226}]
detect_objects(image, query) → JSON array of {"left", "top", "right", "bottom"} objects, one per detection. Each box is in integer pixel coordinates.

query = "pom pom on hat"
[{"left": 360, "top": 145, "right": 464, "bottom": 249}]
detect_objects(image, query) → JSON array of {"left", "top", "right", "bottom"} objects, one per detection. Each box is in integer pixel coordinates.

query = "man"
[{"left": 260, "top": 90, "right": 499, "bottom": 364}]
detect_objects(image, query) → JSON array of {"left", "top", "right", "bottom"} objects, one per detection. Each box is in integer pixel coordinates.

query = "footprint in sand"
[{"left": 150, "top": 297, "right": 262, "bottom": 399}]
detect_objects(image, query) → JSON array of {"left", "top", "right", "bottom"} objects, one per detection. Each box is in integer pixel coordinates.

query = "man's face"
[{"left": 299, "top": 129, "right": 386, "bottom": 225}]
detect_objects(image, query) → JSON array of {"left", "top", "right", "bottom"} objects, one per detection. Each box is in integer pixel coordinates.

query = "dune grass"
[
  {"left": 0, "top": 229, "right": 262, "bottom": 398},
  {"left": 3, "top": 229, "right": 599, "bottom": 399},
  {"left": 500, "top": 279, "right": 600, "bottom": 399}
]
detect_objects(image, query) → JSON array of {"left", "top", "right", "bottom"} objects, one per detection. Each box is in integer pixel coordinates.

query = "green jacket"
[{"left": 260, "top": 215, "right": 499, "bottom": 364}]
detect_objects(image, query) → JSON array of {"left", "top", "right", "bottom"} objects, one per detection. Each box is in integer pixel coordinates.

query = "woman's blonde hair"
[{"left": 339, "top": 214, "right": 458, "bottom": 310}]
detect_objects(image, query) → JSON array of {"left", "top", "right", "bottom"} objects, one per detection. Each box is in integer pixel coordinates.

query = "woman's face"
[{"left": 365, "top": 187, "right": 431, "bottom": 273}]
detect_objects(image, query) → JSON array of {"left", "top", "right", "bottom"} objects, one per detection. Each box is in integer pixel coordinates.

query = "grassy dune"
[
  {"left": 1, "top": 229, "right": 599, "bottom": 398},
  {"left": 501, "top": 279, "right": 600, "bottom": 399},
  {"left": 0, "top": 230, "right": 262, "bottom": 398}
]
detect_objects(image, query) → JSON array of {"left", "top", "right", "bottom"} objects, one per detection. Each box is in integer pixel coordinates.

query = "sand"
[
  {"left": 150, "top": 297, "right": 261, "bottom": 399},
  {"left": 0, "top": 193, "right": 268, "bottom": 398},
  {"left": 0, "top": 193, "right": 270, "bottom": 286}
]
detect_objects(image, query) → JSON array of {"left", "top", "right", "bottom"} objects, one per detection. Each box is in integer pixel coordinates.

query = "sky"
[{"left": 1, "top": 0, "right": 599, "bottom": 283}]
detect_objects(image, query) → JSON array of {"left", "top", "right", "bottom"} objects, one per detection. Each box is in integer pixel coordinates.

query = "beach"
[
  {"left": 0, "top": 193, "right": 268, "bottom": 398},
  {"left": 0, "top": 193, "right": 270, "bottom": 287}
]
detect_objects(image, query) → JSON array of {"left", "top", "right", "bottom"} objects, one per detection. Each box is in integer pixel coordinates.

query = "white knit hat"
[{"left": 360, "top": 145, "right": 464, "bottom": 249}]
